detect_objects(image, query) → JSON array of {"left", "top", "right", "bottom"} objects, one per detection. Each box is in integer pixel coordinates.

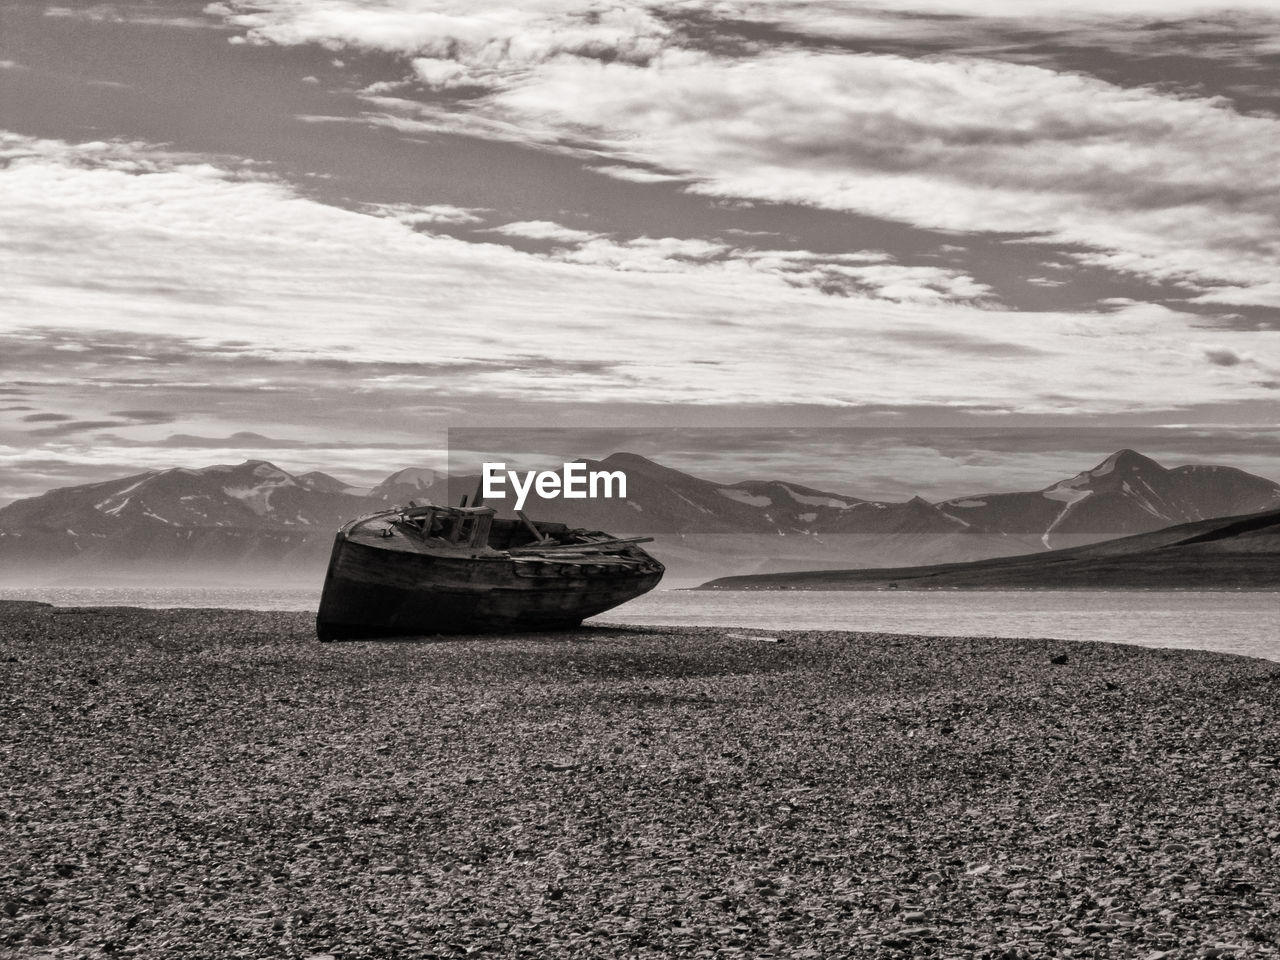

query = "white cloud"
[
  {"left": 47, "top": 4, "right": 224, "bottom": 28},
  {"left": 712, "top": 0, "right": 1280, "bottom": 49},
  {"left": 207, "top": 1, "right": 1280, "bottom": 309},
  {"left": 785, "top": 0, "right": 1280, "bottom": 18},
  {"left": 206, "top": 0, "right": 1280, "bottom": 84},
  {"left": 410, "top": 56, "right": 469, "bottom": 89},
  {"left": 586, "top": 164, "right": 688, "bottom": 184},
  {"left": 214, "top": 0, "right": 670, "bottom": 81},
  {"left": 4, "top": 131, "right": 1272, "bottom": 423},
  {"left": 433, "top": 220, "right": 987, "bottom": 303},
  {"left": 208, "top": 0, "right": 1280, "bottom": 58},
  {"left": 365, "top": 201, "right": 486, "bottom": 226},
  {"left": 464, "top": 49, "right": 1280, "bottom": 304},
  {"left": 559, "top": 235, "right": 728, "bottom": 271},
  {"left": 486, "top": 220, "right": 602, "bottom": 243},
  {"left": 549, "top": 237, "right": 994, "bottom": 304},
  {"left": 722, "top": 0, "right": 1280, "bottom": 35},
  {"left": 1190, "top": 282, "right": 1280, "bottom": 309}
]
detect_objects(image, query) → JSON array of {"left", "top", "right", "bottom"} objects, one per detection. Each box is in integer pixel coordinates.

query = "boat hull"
[{"left": 316, "top": 533, "right": 663, "bottom": 639}]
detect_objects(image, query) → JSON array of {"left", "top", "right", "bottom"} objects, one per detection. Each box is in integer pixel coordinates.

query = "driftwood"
[{"left": 726, "top": 632, "right": 783, "bottom": 644}]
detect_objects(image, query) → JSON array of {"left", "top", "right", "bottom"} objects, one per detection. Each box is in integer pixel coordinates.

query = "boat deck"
[
  {"left": 342, "top": 512, "right": 652, "bottom": 566},
  {"left": 344, "top": 514, "right": 502, "bottom": 557}
]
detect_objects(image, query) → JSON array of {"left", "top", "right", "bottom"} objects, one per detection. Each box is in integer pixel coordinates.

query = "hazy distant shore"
[
  {"left": 3, "top": 603, "right": 1278, "bottom": 957},
  {"left": 697, "top": 508, "right": 1280, "bottom": 595}
]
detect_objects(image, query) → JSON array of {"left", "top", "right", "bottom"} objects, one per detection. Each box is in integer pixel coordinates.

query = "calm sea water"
[
  {"left": 600, "top": 590, "right": 1280, "bottom": 662},
  {"left": 2, "top": 586, "right": 1276, "bottom": 662}
]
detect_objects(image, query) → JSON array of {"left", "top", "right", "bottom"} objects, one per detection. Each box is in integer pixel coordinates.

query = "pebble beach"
[{"left": 2, "top": 600, "right": 1278, "bottom": 959}]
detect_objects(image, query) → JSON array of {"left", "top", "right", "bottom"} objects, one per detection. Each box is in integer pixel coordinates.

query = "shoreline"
[
  {"left": 3, "top": 604, "right": 1278, "bottom": 957},
  {"left": 2, "top": 594, "right": 1277, "bottom": 666}
]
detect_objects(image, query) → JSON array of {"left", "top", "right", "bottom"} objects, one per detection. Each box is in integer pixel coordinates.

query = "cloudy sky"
[{"left": 2, "top": 0, "right": 1279, "bottom": 501}]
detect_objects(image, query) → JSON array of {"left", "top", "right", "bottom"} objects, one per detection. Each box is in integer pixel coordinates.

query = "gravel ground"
[{"left": 2, "top": 600, "right": 1278, "bottom": 959}]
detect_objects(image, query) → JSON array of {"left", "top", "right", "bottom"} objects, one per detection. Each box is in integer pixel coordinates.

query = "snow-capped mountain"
[
  {"left": 444, "top": 452, "right": 964, "bottom": 537},
  {"left": 0, "top": 460, "right": 370, "bottom": 534},
  {"left": 368, "top": 467, "right": 442, "bottom": 505},
  {"left": 399, "top": 450, "right": 1280, "bottom": 576},
  {"left": 936, "top": 449, "right": 1280, "bottom": 549},
  {"left": 496, "top": 450, "right": 1279, "bottom": 546},
  {"left": 0, "top": 460, "right": 386, "bottom": 582},
  {"left": 0, "top": 450, "right": 1276, "bottom": 583}
]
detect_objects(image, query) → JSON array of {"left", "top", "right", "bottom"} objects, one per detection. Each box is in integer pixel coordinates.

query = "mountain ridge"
[{"left": 1, "top": 450, "right": 1276, "bottom": 584}]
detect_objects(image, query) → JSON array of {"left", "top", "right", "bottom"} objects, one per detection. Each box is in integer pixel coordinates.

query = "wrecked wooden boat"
[{"left": 316, "top": 501, "right": 664, "bottom": 639}]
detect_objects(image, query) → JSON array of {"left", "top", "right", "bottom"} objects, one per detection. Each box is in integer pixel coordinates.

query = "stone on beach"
[{"left": 1, "top": 601, "right": 1277, "bottom": 957}]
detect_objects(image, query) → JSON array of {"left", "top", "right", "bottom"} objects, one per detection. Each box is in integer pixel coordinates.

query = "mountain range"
[{"left": 0, "top": 450, "right": 1276, "bottom": 585}]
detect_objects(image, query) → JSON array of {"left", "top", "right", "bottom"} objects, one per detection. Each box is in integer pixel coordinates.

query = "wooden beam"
[
  {"left": 516, "top": 510, "right": 546, "bottom": 543},
  {"left": 508, "top": 536, "right": 654, "bottom": 555}
]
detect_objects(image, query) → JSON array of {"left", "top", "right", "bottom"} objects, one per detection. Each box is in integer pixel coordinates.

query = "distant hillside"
[
  {"left": 0, "top": 461, "right": 370, "bottom": 585},
  {"left": 935, "top": 449, "right": 1280, "bottom": 547},
  {"left": 696, "top": 508, "right": 1280, "bottom": 591},
  {"left": 368, "top": 467, "right": 442, "bottom": 506},
  {"left": 1, "top": 450, "right": 1277, "bottom": 586},
  {"left": 441, "top": 449, "right": 1280, "bottom": 562}
]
